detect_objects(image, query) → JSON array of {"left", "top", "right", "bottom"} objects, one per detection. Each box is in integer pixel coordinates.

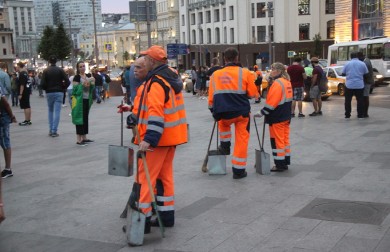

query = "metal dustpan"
[
  {"left": 208, "top": 124, "right": 227, "bottom": 175},
  {"left": 108, "top": 101, "right": 134, "bottom": 177},
  {"left": 254, "top": 117, "right": 271, "bottom": 175}
]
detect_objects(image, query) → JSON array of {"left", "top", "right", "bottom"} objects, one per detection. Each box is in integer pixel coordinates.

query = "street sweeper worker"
[
  {"left": 129, "top": 45, "right": 187, "bottom": 242},
  {"left": 208, "top": 47, "right": 259, "bottom": 179},
  {"left": 254, "top": 62, "right": 293, "bottom": 172}
]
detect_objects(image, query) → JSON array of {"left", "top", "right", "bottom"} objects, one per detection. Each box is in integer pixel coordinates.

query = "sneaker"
[
  {"left": 82, "top": 139, "right": 94, "bottom": 143},
  {"left": 19, "top": 120, "right": 31, "bottom": 126},
  {"left": 317, "top": 111, "right": 323, "bottom": 115},
  {"left": 51, "top": 133, "right": 59, "bottom": 137},
  {"left": 76, "top": 142, "right": 87, "bottom": 146},
  {"left": 62, "top": 104, "right": 67, "bottom": 107},
  {"left": 1, "top": 169, "right": 13, "bottom": 178},
  {"left": 233, "top": 171, "right": 247, "bottom": 179},
  {"left": 309, "top": 112, "right": 317, "bottom": 117},
  {"left": 298, "top": 113, "right": 305, "bottom": 118},
  {"left": 291, "top": 113, "right": 295, "bottom": 117}
]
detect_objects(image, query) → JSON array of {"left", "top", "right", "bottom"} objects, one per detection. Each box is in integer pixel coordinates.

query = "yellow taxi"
[{"left": 324, "top": 66, "right": 346, "bottom": 96}]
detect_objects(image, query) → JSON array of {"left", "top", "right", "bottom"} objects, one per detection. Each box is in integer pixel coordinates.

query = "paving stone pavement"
[{"left": 1, "top": 89, "right": 390, "bottom": 252}]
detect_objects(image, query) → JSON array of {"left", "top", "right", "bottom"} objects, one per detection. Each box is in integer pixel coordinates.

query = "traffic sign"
[
  {"left": 167, "top": 43, "right": 188, "bottom": 59},
  {"left": 287, "top": 51, "right": 296, "bottom": 58}
]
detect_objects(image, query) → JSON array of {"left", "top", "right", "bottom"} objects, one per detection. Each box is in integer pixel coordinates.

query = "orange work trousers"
[
  {"left": 269, "top": 120, "right": 290, "bottom": 168},
  {"left": 219, "top": 115, "right": 250, "bottom": 170},
  {"left": 137, "top": 146, "right": 176, "bottom": 225}
]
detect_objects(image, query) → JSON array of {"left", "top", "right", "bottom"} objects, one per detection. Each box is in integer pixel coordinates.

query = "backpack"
[
  {"left": 317, "top": 67, "right": 328, "bottom": 92},
  {"left": 255, "top": 74, "right": 263, "bottom": 86}
]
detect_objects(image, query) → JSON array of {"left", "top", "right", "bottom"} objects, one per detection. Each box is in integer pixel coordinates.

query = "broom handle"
[
  {"left": 261, "top": 119, "right": 266, "bottom": 152},
  {"left": 253, "top": 117, "right": 262, "bottom": 150}
]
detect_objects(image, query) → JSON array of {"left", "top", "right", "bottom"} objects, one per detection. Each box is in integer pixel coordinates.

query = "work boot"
[
  {"left": 218, "top": 141, "right": 231, "bottom": 155},
  {"left": 233, "top": 171, "right": 247, "bottom": 179}
]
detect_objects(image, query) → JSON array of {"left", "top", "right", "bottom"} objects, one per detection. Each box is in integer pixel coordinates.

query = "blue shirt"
[
  {"left": 0, "top": 69, "right": 11, "bottom": 96},
  {"left": 342, "top": 58, "right": 368, "bottom": 89}
]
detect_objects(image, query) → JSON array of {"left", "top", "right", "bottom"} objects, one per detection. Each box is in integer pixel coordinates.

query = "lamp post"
[
  {"left": 263, "top": 2, "right": 273, "bottom": 67},
  {"left": 92, "top": 0, "right": 99, "bottom": 66},
  {"left": 67, "top": 13, "right": 75, "bottom": 68}
]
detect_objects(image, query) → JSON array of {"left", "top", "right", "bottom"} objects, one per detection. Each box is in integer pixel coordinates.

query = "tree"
[
  {"left": 53, "top": 23, "right": 72, "bottom": 67},
  {"left": 38, "top": 26, "right": 55, "bottom": 61},
  {"left": 123, "top": 51, "right": 130, "bottom": 64},
  {"left": 313, "top": 33, "right": 322, "bottom": 58}
]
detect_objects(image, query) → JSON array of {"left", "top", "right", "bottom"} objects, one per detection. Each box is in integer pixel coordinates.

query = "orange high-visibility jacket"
[
  {"left": 208, "top": 65, "right": 258, "bottom": 118},
  {"left": 261, "top": 77, "right": 293, "bottom": 124},
  {"left": 134, "top": 75, "right": 188, "bottom": 147}
]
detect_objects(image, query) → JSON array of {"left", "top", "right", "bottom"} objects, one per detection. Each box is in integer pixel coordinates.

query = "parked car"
[
  {"left": 324, "top": 66, "right": 346, "bottom": 96},
  {"left": 181, "top": 70, "right": 194, "bottom": 92}
]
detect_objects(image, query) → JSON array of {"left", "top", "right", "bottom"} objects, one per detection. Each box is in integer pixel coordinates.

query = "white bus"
[{"left": 328, "top": 37, "right": 390, "bottom": 80}]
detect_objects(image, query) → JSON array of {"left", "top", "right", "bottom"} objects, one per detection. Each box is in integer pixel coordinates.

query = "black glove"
[{"left": 126, "top": 113, "right": 137, "bottom": 129}]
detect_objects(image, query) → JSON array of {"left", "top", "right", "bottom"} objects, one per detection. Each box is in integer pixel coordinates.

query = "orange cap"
[
  {"left": 253, "top": 65, "right": 258, "bottom": 70},
  {"left": 140, "top": 45, "right": 167, "bottom": 62}
]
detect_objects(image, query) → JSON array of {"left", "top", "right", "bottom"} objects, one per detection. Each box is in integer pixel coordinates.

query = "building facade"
[
  {"left": 335, "top": 0, "right": 389, "bottom": 43},
  {"left": 34, "top": 0, "right": 103, "bottom": 58},
  {"left": 0, "top": 0, "right": 15, "bottom": 70},
  {"left": 179, "top": 0, "right": 335, "bottom": 69}
]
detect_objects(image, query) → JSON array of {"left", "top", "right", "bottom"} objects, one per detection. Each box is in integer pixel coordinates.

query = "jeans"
[
  {"left": 11, "top": 90, "right": 18, "bottom": 106},
  {"left": 344, "top": 87, "right": 364, "bottom": 118},
  {"left": 67, "top": 89, "right": 73, "bottom": 107},
  {"left": 95, "top": 86, "right": 102, "bottom": 103},
  {"left": 46, "top": 92, "right": 64, "bottom": 134}
]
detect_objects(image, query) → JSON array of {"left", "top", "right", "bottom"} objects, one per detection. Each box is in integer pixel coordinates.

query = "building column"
[{"left": 384, "top": 0, "right": 390, "bottom": 37}]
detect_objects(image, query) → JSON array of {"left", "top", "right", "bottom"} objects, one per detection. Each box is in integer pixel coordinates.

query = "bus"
[{"left": 328, "top": 37, "right": 390, "bottom": 80}]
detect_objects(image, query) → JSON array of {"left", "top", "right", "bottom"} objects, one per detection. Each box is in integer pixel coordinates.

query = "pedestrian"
[
  {"left": 123, "top": 65, "right": 131, "bottom": 104},
  {"left": 67, "top": 68, "right": 75, "bottom": 109},
  {"left": 92, "top": 68, "right": 103, "bottom": 104},
  {"left": 198, "top": 66, "right": 207, "bottom": 99},
  {"left": 16, "top": 61, "right": 32, "bottom": 126},
  {"left": 253, "top": 65, "right": 263, "bottom": 103},
  {"left": 357, "top": 51, "right": 374, "bottom": 118},
  {"left": 208, "top": 47, "right": 259, "bottom": 179},
  {"left": 0, "top": 63, "right": 11, "bottom": 100},
  {"left": 37, "top": 72, "right": 44, "bottom": 97},
  {"left": 71, "top": 61, "right": 95, "bottom": 146},
  {"left": 0, "top": 89, "right": 17, "bottom": 179},
  {"left": 10, "top": 73, "right": 18, "bottom": 106},
  {"left": 100, "top": 67, "right": 111, "bottom": 101},
  {"left": 308, "top": 57, "right": 324, "bottom": 116},
  {"left": 128, "top": 45, "right": 187, "bottom": 242},
  {"left": 128, "top": 61, "right": 144, "bottom": 104},
  {"left": 40, "top": 55, "right": 70, "bottom": 137},
  {"left": 341, "top": 52, "right": 368, "bottom": 119},
  {"left": 287, "top": 57, "right": 307, "bottom": 117},
  {"left": 206, "top": 58, "right": 222, "bottom": 96},
  {"left": 191, "top": 66, "right": 197, "bottom": 95},
  {"left": 255, "top": 62, "right": 293, "bottom": 172}
]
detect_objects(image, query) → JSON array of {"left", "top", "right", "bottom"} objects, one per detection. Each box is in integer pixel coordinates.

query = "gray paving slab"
[
  {"left": 331, "top": 236, "right": 379, "bottom": 252},
  {"left": 1, "top": 88, "right": 390, "bottom": 251}
]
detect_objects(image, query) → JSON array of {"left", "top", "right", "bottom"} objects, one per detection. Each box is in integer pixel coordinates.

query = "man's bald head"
[{"left": 134, "top": 56, "right": 148, "bottom": 81}]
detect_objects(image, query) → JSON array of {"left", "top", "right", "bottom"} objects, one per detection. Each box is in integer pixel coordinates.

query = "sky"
[{"left": 101, "top": 0, "right": 129, "bottom": 14}]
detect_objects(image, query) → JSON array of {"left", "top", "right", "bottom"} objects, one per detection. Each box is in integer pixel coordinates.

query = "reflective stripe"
[
  {"left": 165, "top": 104, "right": 185, "bottom": 114},
  {"left": 232, "top": 164, "right": 246, "bottom": 169},
  {"left": 140, "top": 104, "right": 148, "bottom": 112},
  {"left": 156, "top": 195, "right": 174, "bottom": 202},
  {"left": 238, "top": 67, "right": 243, "bottom": 90},
  {"left": 262, "top": 110, "right": 270, "bottom": 115},
  {"left": 273, "top": 156, "right": 285, "bottom": 160},
  {"left": 272, "top": 149, "right": 284, "bottom": 153},
  {"left": 165, "top": 118, "right": 187, "bottom": 128},
  {"left": 137, "top": 202, "right": 151, "bottom": 209},
  {"left": 149, "top": 115, "right": 164, "bottom": 123},
  {"left": 232, "top": 156, "right": 247, "bottom": 162},
  {"left": 285, "top": 145, "right": 290, "bottom": 149},
  {"left": 145, "top": 211, "right": 153, "bottom": 217},
  {"left": 220, "top": 131, "right": 231, "bottom": 136},
  {"left": 275, "top": 79, "right": 292, "bottom": 105},
  {"left": 148, "top": 124, "right": 163, "bottom": 133},
  {"left": 264, "top": 104, "right": 275, "bottom": 110},
  {"left": 156, "top": 205, "right": 175, "bottom": 211},
  {"left": 139, "top": 118, "right": 148, "bottom": 125},
  {"left": 220, "top": 138, "right": 231, "bottom": 142},
  {"left": 213, "top": 89, "right": 247, "bottom": 95},
  {"left": 285, "top": 153, "right": 291, "bottom": 157}
]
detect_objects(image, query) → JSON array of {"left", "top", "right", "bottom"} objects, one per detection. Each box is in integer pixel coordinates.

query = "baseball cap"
[
  {"left": 310, "top": 57, "right": 319, "bottom": 63},
  {"left": 140, "top": 45, "right": 167, "bottom": 62}
]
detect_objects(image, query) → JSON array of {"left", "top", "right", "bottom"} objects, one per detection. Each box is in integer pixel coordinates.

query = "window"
[
  {"left": 206, "top": 11, "right": 211, "bottom": 23},
  {"left": 268, "top": 2, "right": 274, "bottom": 17},
  {"left": 191, "top": 13, "right": 195, "bottom": 25},
  {"left": 224, "top": 27, "right": 227, "bottom": 43},
  {"left": 192, "top": 29, "right": 196, "bottom": 44},
  {"left": 257, "top": 3, "right": 266, "bottom": 18},
  {"left": 229, "top": 6, "right": 234, "bottom": 20},
  {"left": 252, "top": 26, "right": 256, "bottom": 42},
  {"left": 199, "top": 29, "right": 203, "bottom": 44},
  {"left": 257, "top": 26, "right": 266, "bottom": 42},
  {"left": 230, "top": 28, "right": 234, "bottom": 43},
  {"left": 3, "top": 48, "right": 6, "bottom": 55},
  {"left": 298, "top": 0, "right": 310, "bottom": 15},
  {"left": 222, "top": 8, "right": 226, "bottom": 21},
  {"left": 198, "top": 12, "right": 203, "bottom": 24},
  {"left": 207, "top": 28, "right": 211, "bottom": 44},
  {"left": 327, "top": 20, "right": 335, "bottom": 39},
  {"left": 181, "top": 15, "right": 185, "bottom": 26},
  {"left": 181, "top": 0, "right": 184, "bottom": 6},
  {"left": 214, "top": 9, "right": 220, "bottom": 22},
  {"left": 251, "top": 3, "right": 255, "bottom": 18},
  {"left": 215, "top": 28, "right": 220, "bottom": 43},
  {"left": 299, "top": 23, "right": 310, "bottom": 40},
  {"left": 338, "top": 46, "right": 348, "bottom": 61},
  {"left": 182, "top": 32, "right": 186, "bottom": 43},
  {"left": 1, "top": 36, "right": 5, "bottom": 44},
  {"left": 325, "top": 0, "right": 335, "bottom": 14},
  {"left": 368, "top": 43, "right": 384, "bottom": 59}
]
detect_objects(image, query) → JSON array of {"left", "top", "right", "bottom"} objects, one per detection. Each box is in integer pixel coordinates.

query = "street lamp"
[
  {"left": 263, "top": 2, "right": 273, "bottom": 66},
  {"left": 92, "top": 0, "right": 99, "bottom": 66}
]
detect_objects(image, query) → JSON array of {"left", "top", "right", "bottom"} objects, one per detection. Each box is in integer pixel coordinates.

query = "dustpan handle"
[
  {"left": 216, "top": 122, "right": 219, "bottom": 150},
  {"left": 253, "top": 117, "right": 262, "bottom": 150},
  {"left": 120, "top": 100, "right": 123, "bottom": 146},
  {"left": 261, "top": 119, "right": 266, "bottom": 151}
]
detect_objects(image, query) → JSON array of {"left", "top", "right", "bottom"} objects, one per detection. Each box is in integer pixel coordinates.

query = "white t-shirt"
[{"left": 68, "top": 76, "right": 74, "bottom": 90}]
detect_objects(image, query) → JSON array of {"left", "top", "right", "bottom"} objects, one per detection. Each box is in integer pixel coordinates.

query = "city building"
[
  {"left": 179, "top": 0, "right": 335, "bottom": 69},
  {"left": 131, "top": 0, "right": 180, "bottom": 67},
  {"left": 33, "top": 0, "right": 103, "bottom": 59},
  {"left": 0, "top": 0, "right": 15, "bottom": 70},
  {"left": 97, "top": 22, "right": 136, "bottom": 68},
  {"left": 335, "top": 0, "right": 389, "bottom": 43}
]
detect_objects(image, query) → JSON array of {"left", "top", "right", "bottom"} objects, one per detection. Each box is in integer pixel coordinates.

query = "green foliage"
[
  {"left": 313, "top": 33, "right": 322, "bottom": 57},
  {"left": 123, "top": 51, "right": 130, "bottom": 61},
  {"left": 38, "top": 23, "right": 72, "bottom": 63}
]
